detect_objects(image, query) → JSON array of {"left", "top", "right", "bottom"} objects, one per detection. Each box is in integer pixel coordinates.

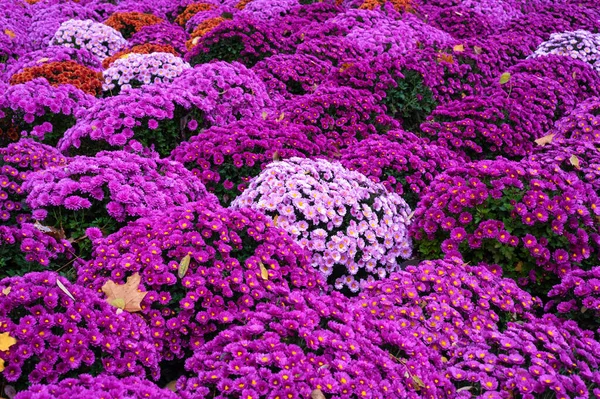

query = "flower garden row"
[{"left": 1, "top": 0, "right": 600, "bottom": 398}]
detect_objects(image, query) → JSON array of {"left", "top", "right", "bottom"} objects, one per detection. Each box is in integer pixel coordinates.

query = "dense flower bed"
[{"left": 5, "top": 0, "right": 600, "bottom": 397}]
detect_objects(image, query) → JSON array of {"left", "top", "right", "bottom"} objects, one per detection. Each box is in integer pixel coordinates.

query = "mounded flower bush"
[
  {"left": 103, "top": 11, "right": 164, "bottom": 39},
  {"left": 531, "top": 30, "right": 600, "bottom": 72},
  {"left": 552, "top": 96, "right": 600, "bottom": 144},
  {"left": 410, "top": 159, "right": 600, "bottom": 298},
  {"left": 232, "top": 157, "right": 413, "bottom": 292},
  {"left": 14, "top": 374, "right": 178, "bottom": 399},
  {"left": 170, "top": 119, "right": 322, "bottom": 205},
  {"left": 22, "top": 151, "right": 214, "bottom": 257},
  {"left": 102, "top": 43, "right": 179, "bottom": 68},
  {"left": 339, "top": 132, "right": 467, "bottom": 208},
  {"left": 0, "top": 271, "right": 160, "bottom": 391},
  {"left": 50, "top": 19, "right": 128, "bottom": 61},
  {"left": 128, "top": 22, "right": 188, "bottom": 54},
  {"left": 77, "top": 199, "right": 323, "bottom": 359},
  {"left": 0, "top": 79, "right": 96, "bottom": 146}
]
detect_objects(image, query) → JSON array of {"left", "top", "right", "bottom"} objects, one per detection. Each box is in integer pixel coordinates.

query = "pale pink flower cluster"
[
  {"left": 50, "top": 19, "right": 127, "bottom": 60},
  {"left": 232, "top": 157, "right": 413, "bottom": 292},
  {"left": 102, "top": 52, "right": 191, "bottom": 92}
]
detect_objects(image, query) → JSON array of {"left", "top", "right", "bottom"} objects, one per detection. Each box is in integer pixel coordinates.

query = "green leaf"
[
  {"left": 499, "top": 72, "right": 511, "bottom": 85},
  {"left": 178, "top": 254, "right": 191, "bottom": 279}
]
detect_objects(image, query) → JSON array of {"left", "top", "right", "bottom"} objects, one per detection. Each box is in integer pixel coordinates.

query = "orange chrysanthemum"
[
  {"left": 359, "top": 0, "right": 413, "bottom": 12},
  {"left": 235, "top": 0, "right": 253, "bottom": 10},
  {"left": 186, "top": 17, "right": 225, "bottom": 50},
  {"left": 104, "top": 12, "right": 164, "bottom": 39},
  {"left": 10, "top": 61, "right": 103, "bottom": 96},
  {"left": 102, "top": 43, "right": 179, "bottom": 68},
  {"left": 175, "top": 3, "right": 215, "bottom": 27}
]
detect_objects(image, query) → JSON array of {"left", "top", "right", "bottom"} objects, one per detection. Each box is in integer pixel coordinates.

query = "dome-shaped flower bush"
[
  {"left": 509, "top": 54, "right": 600, "bottom": 101},
  {"left": 280, "top": 86, "right": 398, "bottom": 155},
  {"left": 9, "top": 61, "right": 103, "bottom": 97},
  {"left": 0, "top": 79, "right": 96, "bottom": 146},
  {"left": 50, "top": 19, "right": 128, "bottom": 60},
  {"left": 178, "top": 290, "right": 442, "bottom": 399},
  {"left": 411, "top": 159, "right": 600, "bottom": 297},
  {"left": 232, "top": 157, "right": 413, "bottom": 292},
  {"left": 102, "top": 52, "right": 190, "bottom": 94},
  {"left": 58, "top": 84, "right": 201, "bottom": 157},
  {"left": 529, "top": 138, "right": 600, "bottom": 195},
  {"left": 242, "top": 0, "right": 298, "bottom": 20},
  {"left": 170, "top": 119, "right": 322, "bottom": 205},
  {"left": 14, "top": 374, "right": 178, "bottom": 399},
  {"left": 174, "top": 2, "right": 216, "bottom": 28},
  {"left": 339, "top": 132, "right": 467, "bottom": 208},
  {"left": 22, "top": 151, "right": 214, "bottom": 257},
  {"left": 531, "top": 30, "right": 600, "bottom": 72},
  {"left": 169, "top": 61, "right": 272, "bottom": 126},
  {"left": 0, "top": 18, "right": 31, "bottom": 70},
  {"left": 128, "top": 22, "right": 188, "bottom": 54},
  {"left": 0, "top": 271, "right": 160, "bottom": 390},
  {"left": 77, "top": 199, "right": 323, "bottom": 359},
  {"left": 425, "top": 6, "right": 496, "bottom": 39},
  {"left": 421, "top": 92, "right": 543, "bottom": 160},
  {"left": 185, "top": 14, "right": 278, "bottom": 67},
  {"left": 552, "top": 96, "right": 600, "bottom": 144},
  {"left": 252, "top": 53, "right": 334, "bottom": 100},
  {"left": 102, "top": 43, "right": 179, "bottom": 68},
  {"left": 103, "top": 11, "right": 164, "bottom": 39}
]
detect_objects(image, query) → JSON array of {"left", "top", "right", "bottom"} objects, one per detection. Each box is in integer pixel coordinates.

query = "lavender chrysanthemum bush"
[
  {"left": 50, "top": 19, "right": 128, "bottom": 60},
  {"left": 0, "top": 272, "right": 160, "bottom": 391},
  {"left": 102, "top": 52, "right": 190, "bottom": 94},
  {"left": 22, "top": 151, "right": 214, "bottom": 257},
  {"left": 531, "top": 30, "right": 600, "bottom": 72},
  {"left": 14, "top": 374, "right": 178, "bottom": 399},
  {"left": 411, "top": 158, "right": 600, "bottom": 298},
  {"left": 77, "top": 199, "right": 323, "bottom": 359},
  {"left": 232, "top": 157, "right": 413, "bottom": 292},
  {"left": 170, "top": 119, "right": 322, "bottom": 205}
]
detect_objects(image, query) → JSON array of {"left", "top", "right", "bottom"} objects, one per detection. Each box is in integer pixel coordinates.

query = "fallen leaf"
[
  {"left": 311, "top": 389, "right": 326, "bottom": 399},
  {"left": 441, "top": 356, "right": 448, "bottom": 363},
  {"left": 34, "top": 221, "right": 65, "bottom": 240},
  {"left": 514, "top": 262, "right": 523, "bottom": 272},
  {"left": 261, "top": 111, "right": 268, "bottom": 120},
  {"left": 56, "top": 279, "right": 75, "bottom": 301},
  {"left": 178, "top": 254, "right": 191, "bottom": 279},
  {"left": 457, "top": 386, "right": 473, "bottom": 392},
  {"left": 437, "top": 53, "right": 454, "bottom": 64},
  {"left": 411, "top": 374, "right": 426, "bottom": 390},
  {"left": 0, "top": 358, "right": 4, "bottom": 372},
  {"left": 102, "top": 273, "right": 147, "bottom": 313},
  {"left": 534, "top": 133, "right": 555, "bottom": 146},
  {"left": 276, "top": 112, "right": 285, "bottom": 122},
  {"left": 473, "top": 46, "right": 483, "bottom": 54},
  {"left": 453, "top": 44, "right": 465, "bottom": 52},
  {"left": 0, "top": 332, "right": 17, "bottom": 351},
  {"left": 499, "top": 72, "right": 511, "bottom": 84},
  {"left": 273, "top": 215, "right": 279, "bottom": 226},
  {"left": 259, "top": 261, "right": 269, "bottom": 280},
  {"left": 572, "top": 71, "right": 578, "bottom": 79},
  {"left": 4, "top": 29, "right": 15, "bottom": 40},
  {"left": 581, "top": 306, "right": 588, "bottom": 313},
  {"left": 36, "top": 57, "right": 49, "bottom": 63},
  {"left": 569, "top": 154, "right": 581, "bottom": 169},
  {"left": 164, "top": 380, "right": 178, "bottom": 392},
  {"left": 408, "top": 210, "right": 415, "bottom": 221},
  {"left": 273, "top": 150, "right": 280, "bottom": 161},
  {"left": 1, "top": 287, "right": 10, "bottom": 296}
]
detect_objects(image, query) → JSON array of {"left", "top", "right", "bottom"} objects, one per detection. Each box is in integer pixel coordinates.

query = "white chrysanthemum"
[{"left": 50, "top": 19, "right": 128, "bottom": 60}]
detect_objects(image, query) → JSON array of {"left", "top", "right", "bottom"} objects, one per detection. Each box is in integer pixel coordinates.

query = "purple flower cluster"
[
  {"left": 411, "top": 158, "right": 600, "bottom": 296},
  {"left": 50, "top": 19, "right": 128, "bottom": 60},
  {"left": 77, "top": 199, "right": 323, "bottom": 358},
  {"left": 0, "top": 271, "right": 160, "bottom": 390},
  {"left": 15, "top": 374, "right": 178, "bottom": 399},
  {"left": 232, "top": 157, "right": 412, "bottom": 292},
  {"left": 339, "top": 131, "right": 467, "bottom": 208},
  {"left": 552, "top": 96, "right": 600, "bottom": 144},
  {"left": 128, "top": 22, "right": 188, "bottom": 54},
  {"left": 170, "top": 118, "right": 322, "bottom": 205},
  {"left": 102, "top": 52, "right": 190, "bottom": 94}
]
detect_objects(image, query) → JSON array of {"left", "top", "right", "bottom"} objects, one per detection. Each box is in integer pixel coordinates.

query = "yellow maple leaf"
[
  {"left": 453, "top": 44, "right": 465, "bottom": 52},
  {"left": 0, "top": 332, "right": 17, "bottom": 352},
  {"left": 1, "top": 287, "right": 10, "bottom": 296},
  {"left": 4, "top": 29, "right": 15, "bottom": 40},
  {"left": 101, "top": 273, "right": 147, "bottom": 313}
]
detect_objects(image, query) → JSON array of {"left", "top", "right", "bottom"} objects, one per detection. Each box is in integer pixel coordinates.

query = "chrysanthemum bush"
[
  {"left": 170, "top": 119, "right": 322, "bottom": 205},
  {"left": 232, "top": 157, "right": 412, "bottom": 292},
  {"left": 552, "top": 96, "right": 600, "bottom": 144},
  {"left": 339, "top": 132, "right": 467, "bottom": 209},
  {"left": 14, "top": 374, "right": 178, "bottom": 399},
  {"left": 531, "top": 30, "right": 600, "bottom": 72},
  {"left": 177, "top": 290, "right": 442, "bottom": 399},
  {"left": 420, "top": 92, "right": 543, "bottom": 160},
  {"left": 0, "top": 79, "right": 96, "bottom": 147},
  {"left": 174, "top": 2, "right": 216, "bottom": 28},
  {"left": 50, "top": 19, "right": 128, "bottom": 60},
  {"left": 102, "top": 52, "right": 190, "bottom": 94},
  {"left": 0, "top": 271, "right": 160, "bottom": 391},
  {"left": 102, "top": 43, "right": 179, "bottom": 68},
  {"left": 57, "top": 84, "right": 202, "bottom": 157},
  {"left": 76, "top": 199, "right": 323, "bottom": 360},
  {"left": 528, "top": 138, "right": 600, "bottom": 195},
  {"left": 410, "top": 159, "right": 600, "bottom": 297},
  {"left": 354, "top": 257, "right": 540, "bottom": 397},
  {"left": 280, "top": 86, "right": 398, "bottom": 154},
  {"left": 22, "top": 151, "right": 214, "bottom": 257},
  {"left": 103, "top": 11, "right": 164, "bottom": 39},
  {"left": 508, "top": 54, "right": 600, "bottom": 101},
  {"left": 9, "top": 61, "right": 103, "bottom": 97},
  {"left": 128, "top": 22, "right": 188, "bottom": 54}
]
